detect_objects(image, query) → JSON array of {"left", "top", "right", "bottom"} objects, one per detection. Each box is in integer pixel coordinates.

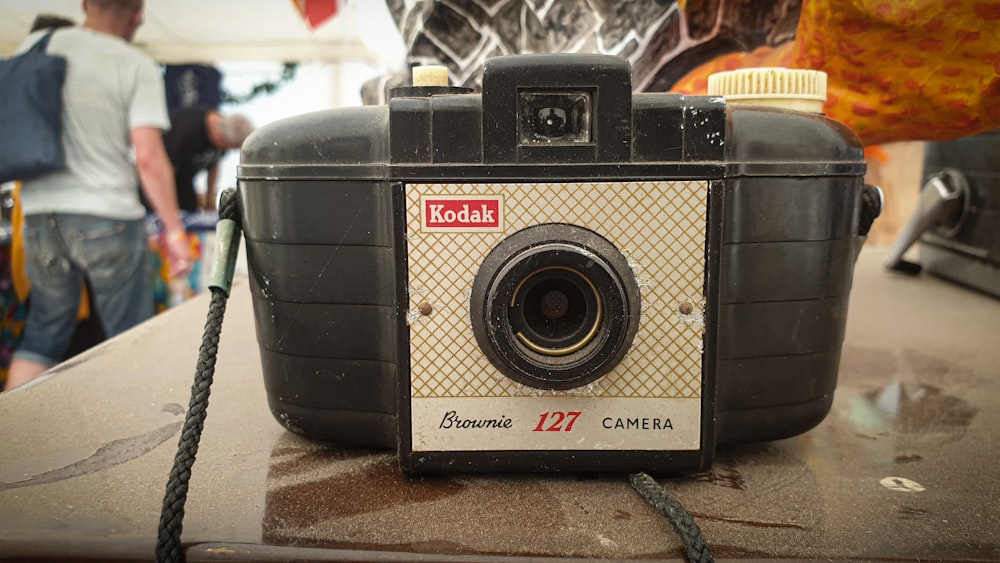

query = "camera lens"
[
  {"left": 470, "top": 224, "right": 640, "bottom": 390},
  {"left": 511, "top": 266, "right": 601, "bottom": 355}
]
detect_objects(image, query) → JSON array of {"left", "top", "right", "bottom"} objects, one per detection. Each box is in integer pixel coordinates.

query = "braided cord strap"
[
  {"left": 155, "top": 190, "right": 241, "bottom": 563},
  {"left": 630, "top": 472, "right": 715, "bottom": 563}
]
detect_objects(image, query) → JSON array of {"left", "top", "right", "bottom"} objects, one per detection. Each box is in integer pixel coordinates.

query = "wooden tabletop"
[{"left": 1, "top": 247, "right": 998, "bottom": 562}]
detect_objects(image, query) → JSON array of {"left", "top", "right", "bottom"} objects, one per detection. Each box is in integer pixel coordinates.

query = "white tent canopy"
[{"left": 0, "top": 0, "right": 405, "bottom": 66}]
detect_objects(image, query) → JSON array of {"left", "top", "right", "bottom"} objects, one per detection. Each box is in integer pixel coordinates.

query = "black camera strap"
[
  {"left": 630, "top": 473, "right": 714, "bottom": 562},
  {"left": 153, "top": 188, "right": 716, "bottom": 562},
  {"left": 155, "top": 189, "right": 241, "bottom": 563}
]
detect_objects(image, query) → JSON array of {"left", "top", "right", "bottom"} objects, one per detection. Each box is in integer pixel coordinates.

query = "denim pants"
[{"left": 16, "top": 213, "right": 152, "bottom": 368}]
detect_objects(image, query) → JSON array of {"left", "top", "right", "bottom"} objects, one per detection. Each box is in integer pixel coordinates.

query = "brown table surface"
[{"left": 1, "top": 247, "right": 998, "bottom": 562}]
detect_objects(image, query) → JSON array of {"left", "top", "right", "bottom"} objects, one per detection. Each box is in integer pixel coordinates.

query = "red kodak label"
[{"left": 421, "top": 195, "right": 503, "bottom": 232}]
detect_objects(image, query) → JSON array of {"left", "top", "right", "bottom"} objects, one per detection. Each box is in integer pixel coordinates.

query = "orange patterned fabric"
[{"left": 671, "top": 0, "right": 1000, "bottom": 146}]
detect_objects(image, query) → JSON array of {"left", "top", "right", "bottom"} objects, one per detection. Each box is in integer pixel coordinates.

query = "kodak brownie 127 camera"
[{"left": 236, "top": 54, "right": 874, "bottom": 474}]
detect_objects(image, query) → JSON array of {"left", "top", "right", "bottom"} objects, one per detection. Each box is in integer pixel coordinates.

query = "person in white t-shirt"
[{"left": 4, "top": 0, "right": 192, "bottom": 391}]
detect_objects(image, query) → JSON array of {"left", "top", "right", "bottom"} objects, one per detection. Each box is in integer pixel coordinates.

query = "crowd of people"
[{"left": 1, "top": 0, "right": 253, "bottom": 391}]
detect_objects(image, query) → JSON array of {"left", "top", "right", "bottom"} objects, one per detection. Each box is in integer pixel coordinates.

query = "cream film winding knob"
[
  {"left": 412, "top": 65, "right": 450, "bottom": 87},
  {"left": 707, "top": 67, "right": 828, "bottom": 114}
]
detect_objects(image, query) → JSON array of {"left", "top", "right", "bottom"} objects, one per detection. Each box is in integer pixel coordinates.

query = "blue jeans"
[{"left": 16, "top": 214, "right": 152, "bottom": 368}]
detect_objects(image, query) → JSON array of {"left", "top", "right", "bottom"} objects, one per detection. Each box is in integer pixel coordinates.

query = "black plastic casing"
[{"left": 237, "top": 54, "right": 867, "bottom": 473}]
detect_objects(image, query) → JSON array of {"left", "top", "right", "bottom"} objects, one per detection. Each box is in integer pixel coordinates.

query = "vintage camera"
[{"left": 237, "top": 54, "right": 872, "bottom": 474}]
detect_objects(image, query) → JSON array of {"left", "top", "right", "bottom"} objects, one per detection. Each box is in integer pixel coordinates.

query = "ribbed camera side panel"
[{"left": 241, "top": 179, "right": 402, "bottom": 447}]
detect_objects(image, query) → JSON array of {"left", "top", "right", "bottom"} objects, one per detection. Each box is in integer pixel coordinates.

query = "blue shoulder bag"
[{"left": 0, "top": 30, "right": 67, "bottom": 184}]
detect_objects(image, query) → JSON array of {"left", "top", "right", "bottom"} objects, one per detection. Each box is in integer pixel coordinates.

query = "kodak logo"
[{"left": 422, "top": 196, "right": 503, "bottom": 232}]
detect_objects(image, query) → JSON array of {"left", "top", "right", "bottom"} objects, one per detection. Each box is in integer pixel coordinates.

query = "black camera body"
[{"left": 237, "top": 54, "right": 869, "bottom": 474}]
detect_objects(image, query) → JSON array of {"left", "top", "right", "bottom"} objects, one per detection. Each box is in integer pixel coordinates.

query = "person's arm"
[
  {"left": 132, "top": 126, "right": 192, "bottom": 276},
  {"left": 203, "top": 162, "right": 218, "bottom": 211}
]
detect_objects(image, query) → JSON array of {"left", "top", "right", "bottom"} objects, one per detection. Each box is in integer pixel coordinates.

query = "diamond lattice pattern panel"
[{"left": 407, "top": 182, "right": 706, "bottom": 399}]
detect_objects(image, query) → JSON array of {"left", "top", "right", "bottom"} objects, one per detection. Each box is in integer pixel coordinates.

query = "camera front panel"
[{"left": 401, "top": 180, "right": 713, "bottom": 471}]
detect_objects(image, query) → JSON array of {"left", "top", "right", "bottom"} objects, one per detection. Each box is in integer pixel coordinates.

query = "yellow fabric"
[
  {"left": 10, "top": 183, "right": 28, "bottom": 304},
  {"left": 671, "top": 0, "right": 1000, "bottom": 146}
]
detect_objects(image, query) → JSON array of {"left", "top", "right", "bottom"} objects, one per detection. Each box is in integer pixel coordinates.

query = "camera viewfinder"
[{"left": 518, "top": 91, "right": 592, "bottom": 146}]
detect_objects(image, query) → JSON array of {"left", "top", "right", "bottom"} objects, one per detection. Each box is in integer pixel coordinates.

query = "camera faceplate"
[{"left": 404, "top": 181, "right": 708, "bottom": 455}]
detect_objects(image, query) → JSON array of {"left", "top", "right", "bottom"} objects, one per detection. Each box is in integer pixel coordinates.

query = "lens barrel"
[{"left": 470, "top": 224, "right": 641, "bottom": 390}]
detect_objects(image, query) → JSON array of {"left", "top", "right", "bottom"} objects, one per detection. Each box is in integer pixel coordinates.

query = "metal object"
[{"left": 883, "top": 169, "right": 968, "bottom": 273}]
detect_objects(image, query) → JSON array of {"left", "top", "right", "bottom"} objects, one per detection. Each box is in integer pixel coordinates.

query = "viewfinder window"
[{"left": 518, "top": 91, "right": 592, "bottom": 146}]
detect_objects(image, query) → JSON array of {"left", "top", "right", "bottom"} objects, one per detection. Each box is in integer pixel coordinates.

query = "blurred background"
[
  {"left": 1, "top": 0, "right": 408, "bottom": 205},
  {"left": 0, "top": 0, "right": 996, "bottom": 324},
  {"left": 6, "top": 0, "right": 989, "bottom": 246}
]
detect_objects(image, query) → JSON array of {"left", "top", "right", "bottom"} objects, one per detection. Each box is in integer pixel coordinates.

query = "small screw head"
[
  {"left": 418, "top": 301, "right": 433, "bottom": 316},
  {"left": 678, "top": 302, "right": 694, "bottom": 315}
]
